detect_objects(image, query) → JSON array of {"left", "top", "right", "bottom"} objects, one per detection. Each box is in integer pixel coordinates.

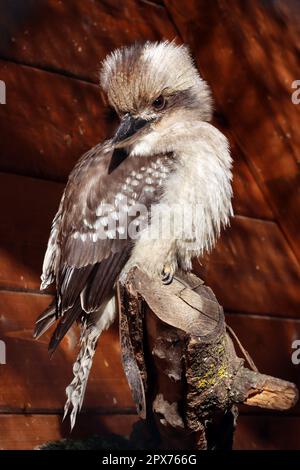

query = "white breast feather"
[{"left": 126, "top": 121, "right": 233, "bottom": 276}]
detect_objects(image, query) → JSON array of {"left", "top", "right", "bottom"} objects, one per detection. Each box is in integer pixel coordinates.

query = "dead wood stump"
[{"left": 117, "top": 268, "right": 298, "bottom": 450}]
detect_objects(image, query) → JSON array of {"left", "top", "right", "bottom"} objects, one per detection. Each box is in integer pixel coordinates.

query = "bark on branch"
[{"left": 117, "top": 268, "right": 298, "bottom": 450}]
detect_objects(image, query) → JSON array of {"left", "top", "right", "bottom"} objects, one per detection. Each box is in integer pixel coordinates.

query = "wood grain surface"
[{"left": 164, "top": 0, "right": 300, "bottom": 262}]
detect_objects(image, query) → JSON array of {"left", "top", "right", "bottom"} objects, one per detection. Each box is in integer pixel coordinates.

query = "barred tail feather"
[{"left": 63, "top": 296, "right": 116, "bottom": 430}]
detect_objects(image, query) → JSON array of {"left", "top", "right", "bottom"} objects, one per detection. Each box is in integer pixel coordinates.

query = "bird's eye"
[{"left": 152, "top": 95, "right": 166, "bottom": 111}]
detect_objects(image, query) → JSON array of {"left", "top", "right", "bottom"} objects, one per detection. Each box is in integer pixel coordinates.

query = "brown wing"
[{"left": 35, "top": 140, "right": 174, "bottom": 353}]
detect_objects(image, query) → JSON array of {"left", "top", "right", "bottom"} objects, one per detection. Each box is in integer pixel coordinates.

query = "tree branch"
[{"left": 118, "top": 268, "right": 299, "bottom": 449}]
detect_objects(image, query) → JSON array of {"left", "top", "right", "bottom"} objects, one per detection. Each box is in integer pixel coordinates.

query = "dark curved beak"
[{"left": 112, "top": 113, "right": 149, "bottom": 145}]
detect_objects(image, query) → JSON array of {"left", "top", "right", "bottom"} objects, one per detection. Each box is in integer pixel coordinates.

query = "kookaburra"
[{"left": 34, "top": 41, "right": 233, "bottom": 428}]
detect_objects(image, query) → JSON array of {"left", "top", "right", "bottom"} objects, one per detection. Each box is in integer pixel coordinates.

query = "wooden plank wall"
[{"left": 0, "top": 0, "right": 299, "bottom": 449}]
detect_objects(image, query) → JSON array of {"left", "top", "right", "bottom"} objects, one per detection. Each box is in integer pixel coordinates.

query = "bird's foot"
[{"left": 161, "top": 265, "right": 174, "bottom": 285}]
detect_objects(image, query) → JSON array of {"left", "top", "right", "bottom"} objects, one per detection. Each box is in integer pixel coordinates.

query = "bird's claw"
[{"left": 161, "top": 266, "right": 174, "bottom": 285}]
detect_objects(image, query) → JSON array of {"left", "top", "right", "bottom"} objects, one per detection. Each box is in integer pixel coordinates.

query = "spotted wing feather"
[{"left": 35, "top": 140, "right": 173, "bottom": 353}]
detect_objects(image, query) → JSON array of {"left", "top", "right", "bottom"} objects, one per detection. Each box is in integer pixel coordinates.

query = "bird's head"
[{"left": 100, "top": 41, "right": 213, "bottom": 154}]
